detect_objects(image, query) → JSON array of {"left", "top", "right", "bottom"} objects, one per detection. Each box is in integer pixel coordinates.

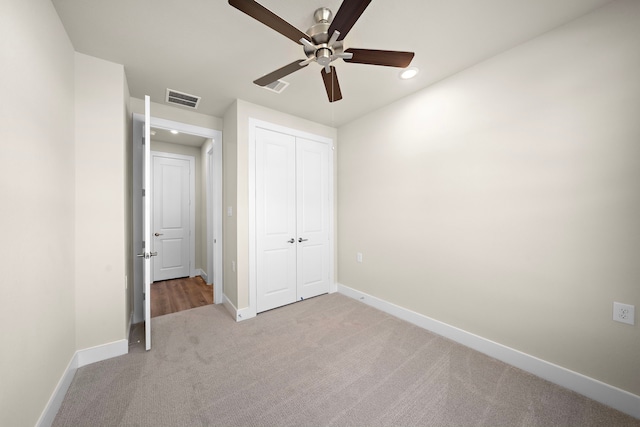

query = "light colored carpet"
[{"left": 53, "top": 293, "right": 639, "bottom": 426}]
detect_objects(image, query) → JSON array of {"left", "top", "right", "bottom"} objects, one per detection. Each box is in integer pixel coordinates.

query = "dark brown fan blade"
[
  {"left": 254, "top": 60, "right": 308, "bottom": 87},
  {"left": 344, "top": 48, "right": 415, "bottom": 67},
  {"left": 321, "top": 66, "right": 343, "bottom": 102},
  {"left": 328, "top": 0, "right": 371, "bottom": 41},
  {"left": 229, "top": 0, "right": 312, "bottom": 44}
]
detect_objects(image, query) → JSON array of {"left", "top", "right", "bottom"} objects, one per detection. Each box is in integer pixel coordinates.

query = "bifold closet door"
[
  {"left": 255, "top": 128, "right": 331, "bottom": 313},
  {"left": 256, "top": 128, "right": 297, "bottom": 313}
]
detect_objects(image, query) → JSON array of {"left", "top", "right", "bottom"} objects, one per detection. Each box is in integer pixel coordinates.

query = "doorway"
[{"left": 132, "top": 114, "right": 223, "bottom": 326}]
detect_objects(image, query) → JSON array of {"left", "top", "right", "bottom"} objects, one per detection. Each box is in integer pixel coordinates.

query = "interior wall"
[
  {"left": 0, "top": 1, "right": 76, "bottom": 425},
  {"left": 150, "top": 140, "right": 204, "bottom": 272},
  {"left": 233, "top": 99, "right": 338, "bottom": 310},
  {"left": 337, "top": 0, "right": 640, "bottom": 396},
  {"left": 75, "top": 52, "right": 128, "bottom": 350}
]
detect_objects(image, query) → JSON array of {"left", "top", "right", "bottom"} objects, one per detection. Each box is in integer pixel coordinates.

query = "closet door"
[
  {"left": 296, "top": 138, "right": 330, "bottom": 299},
  {"left": 255, "top": 128, "right": 297, "bottom": 312}
]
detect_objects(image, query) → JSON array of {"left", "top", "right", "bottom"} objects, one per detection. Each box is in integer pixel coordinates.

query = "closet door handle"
[
  {"left": 298, "top": 238, "right": 308, "bottom": 242},
  {"left": 287, "top": 238, "right": 295, "bottom": 244}
]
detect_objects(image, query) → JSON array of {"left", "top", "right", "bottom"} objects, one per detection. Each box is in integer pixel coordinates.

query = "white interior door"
[
  {"left": 256, "top": 128, "right": 297, "bottom": 312},
  {"left": 142, "top": 96, "right": 152, "bottom": 351},
  {"left": 152, "top": 154, "right": 191, "bottom": 281},
  {"left": 296, "top": 138, "right": 330, "bottom": 299}
]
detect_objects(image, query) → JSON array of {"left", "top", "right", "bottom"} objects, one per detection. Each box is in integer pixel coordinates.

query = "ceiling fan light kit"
[{"left": 229, "top": 0, "right": 415, "bottom": 102}]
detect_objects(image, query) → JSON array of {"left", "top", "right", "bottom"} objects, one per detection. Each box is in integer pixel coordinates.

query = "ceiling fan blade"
[
  {"left": 253, "top": 59, "right": 309, "bottom": 86},
  {"left": 321, "top": 66, "right": 343, "bottom": 102},
  {"left": 229, "top": 0, "right": 312, "bottom": 44},
  {"left": 344, "top": 48, "right": 415, "bottom": 67},
  {"left": 328, "top": 0, "right": 372, "bottom": 41},
  {"left": 254, "top": 60, "right": 308, "bottom": 87}
]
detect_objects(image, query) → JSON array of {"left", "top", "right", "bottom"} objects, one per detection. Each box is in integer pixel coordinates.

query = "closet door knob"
[
  {"left": 287, "top": 238, "right": 295, "bottom": 244},
  {"left": 298, "top": 238, "right": 308, "bottom": 242}
]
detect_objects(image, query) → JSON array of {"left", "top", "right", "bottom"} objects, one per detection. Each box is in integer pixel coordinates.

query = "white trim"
[
  {"left": 337, "top": 283, "right": 640, "bottom": 420},
  {"left": 248, "top": 118, "right": 334, "bottom": 320},
  {"left": 222, "top": 294, "right": 237, "bottom": 319},
  {"left": 196, "top": 268, "right": 208, "bottom": 283},
  {"left": 150, "top": 151, "right": 197, "bottom": 279},
  {"left": 132, "top": 113, "right": 222, "bottom": 323},
  {"left": 206, "top": 136, "right": 224, "bottom": 305},
  {"left": 222, "top": 293, "right": 256, "bottom": 322},
  {"left": 36, "top": 339, "right": 129, "bottom": 426},
  {"left": 76, "top": 339, "right": 128, "bottom": 368},
  {"left": 36, "top": 353, "right": 79, "bottom": 427}
]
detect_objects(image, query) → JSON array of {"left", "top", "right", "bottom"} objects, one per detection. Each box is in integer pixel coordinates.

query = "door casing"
[{"left": 132, "top": 114, "right": 223, "bottom": 324}]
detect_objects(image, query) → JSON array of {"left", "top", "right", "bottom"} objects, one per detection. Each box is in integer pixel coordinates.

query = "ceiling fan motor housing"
[{"left": 304, "top": 8, "right": 345, "bottom": 63}]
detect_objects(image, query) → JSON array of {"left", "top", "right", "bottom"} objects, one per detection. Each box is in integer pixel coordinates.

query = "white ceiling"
[{"left": 52, "top": 0, "right": 612, "bottom": 127}]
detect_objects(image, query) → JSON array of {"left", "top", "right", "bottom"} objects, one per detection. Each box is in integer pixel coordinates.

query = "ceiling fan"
[{"left": 228, "top": 0, "right": 415, "bottom": 102}]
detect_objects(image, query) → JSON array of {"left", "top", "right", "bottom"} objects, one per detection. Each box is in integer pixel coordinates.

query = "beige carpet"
[{"left": 53, "top": 294, "right": 639, "bottom": 426}]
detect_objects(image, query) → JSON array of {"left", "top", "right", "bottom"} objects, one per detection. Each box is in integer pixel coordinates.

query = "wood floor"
[{"left": 151, "top": 276, "right": 213, "bottom": 318}]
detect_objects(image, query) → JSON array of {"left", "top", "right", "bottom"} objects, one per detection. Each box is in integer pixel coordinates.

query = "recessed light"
[
  {"left": 399, "top": 67, "right": 419, "bottom": 80},
  {"left": 170, "top": 130, "right": 179, "bottom": 135}
]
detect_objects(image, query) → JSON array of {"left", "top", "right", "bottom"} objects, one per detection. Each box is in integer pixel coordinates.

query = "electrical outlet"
[
  {"left": 613, "top": 302, "right": 635, "bottom": 325},
  {"left": 357, "top": 252, "right": 363, "bottom": 263}
]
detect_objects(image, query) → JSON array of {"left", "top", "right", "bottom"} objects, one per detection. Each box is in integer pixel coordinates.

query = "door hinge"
[
  {"left": 142, "top": 240, "right": 145, "bottom": 248},
  {"left": 142, "top": 189, "right": 146, "bottom": 197}
]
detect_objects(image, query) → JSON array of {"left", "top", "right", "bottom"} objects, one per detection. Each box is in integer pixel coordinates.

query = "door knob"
[
  {"left": 154, "top": 232, "right": 163, "bottom": 236},
  {"left": 287, "top": 238, "right": 295, "bottom": 244},
  {"left": 298, "top": 238, "right": 308, "bottom": 242}
]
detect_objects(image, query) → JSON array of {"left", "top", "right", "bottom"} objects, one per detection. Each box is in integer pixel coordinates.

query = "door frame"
[
  {"left": 150, "top": 151, "right": 196, "bottom": 281},
  {"left": 132, "top": 114, "right": 223, "bottom": 324},
  {"left": 246, "top": 118, "right": 335, "bottom": 321},
  {"left": 206, "top": 145, "right": 223, "bottom": 305}
]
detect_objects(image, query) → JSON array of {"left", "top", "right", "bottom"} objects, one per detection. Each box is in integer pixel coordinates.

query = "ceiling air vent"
[
  {"left": 262, "top": 80, "right": 289, "bottom": 94},
  {"left": 166, "top": 89, "right": 201, "bottom": 109}
]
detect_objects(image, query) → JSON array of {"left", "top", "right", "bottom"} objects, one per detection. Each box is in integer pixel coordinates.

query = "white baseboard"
[
  {"left": 196, "top": 268, "right": 208, "bottom": 283},
  {"left": 222, "top": 293, "right": 255, "bottom": 321},
  {"left": 36, "top": 353, "right": 79, "bottom": 427},
  {"left": 37, "top": 339, "right": 129, "bottom": 426},
  {"left": 337, "top": 283, "right": 640, "bottom": 420},
  {"left": 76, "top": 339, "right": 128, "bottom": 368},
  {"left": 222, "top": 293, "right": 238, "bottom": 320}
]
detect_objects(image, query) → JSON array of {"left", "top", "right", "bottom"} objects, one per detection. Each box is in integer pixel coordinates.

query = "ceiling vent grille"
[
  {"left": 263, "top": 80, "right": 289, "bottom": 94},
  {"left": 166, "top": 89, "right": 201, "bottom": 109}
]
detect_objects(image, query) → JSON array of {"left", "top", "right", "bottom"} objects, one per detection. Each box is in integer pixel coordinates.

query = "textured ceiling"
[{"left": 53, "top": 0, "right": 612, "bottom": 127}]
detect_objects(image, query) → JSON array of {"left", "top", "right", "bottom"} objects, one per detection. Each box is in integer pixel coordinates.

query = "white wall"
[
  {"left": 338, "top": 0, "right": 640, "bottom": 396},
  {"left": 0, "top": 1, "right": 76, "bottom": 425},
  {"left": 224, "top": 100, "right": 338, "bottom": 310},
  {"left": 74, "top": 53, "right": 128, "bottom": 350}
]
